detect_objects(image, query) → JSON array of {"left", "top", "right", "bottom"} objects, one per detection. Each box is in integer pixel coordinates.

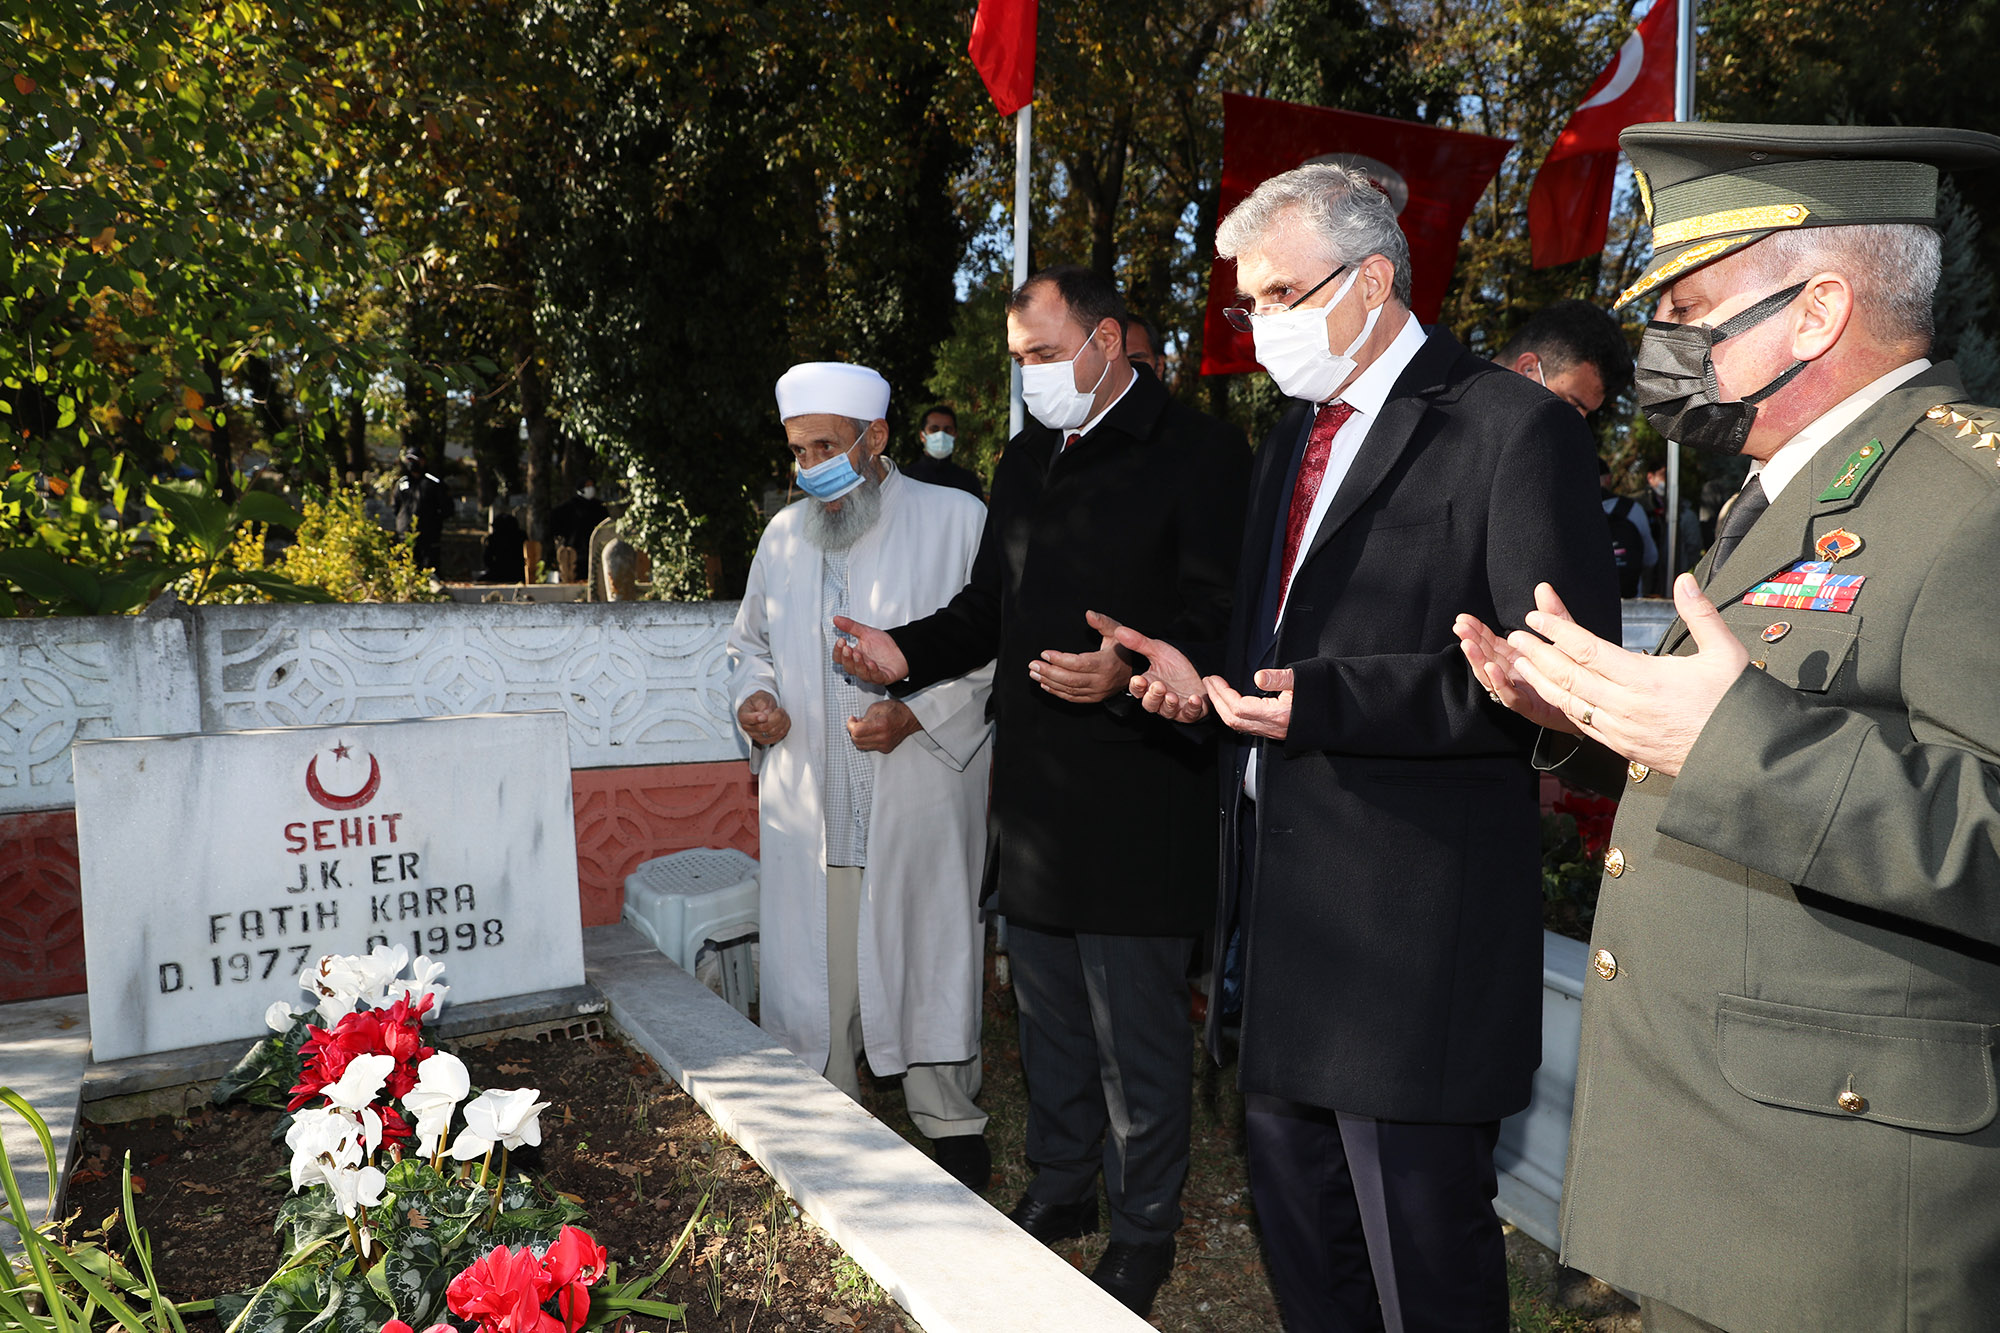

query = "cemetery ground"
[{"left": 57, "top": 945, "right": 1638, "bottom": 1333}]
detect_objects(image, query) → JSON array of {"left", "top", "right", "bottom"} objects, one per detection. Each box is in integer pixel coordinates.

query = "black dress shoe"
[
  {"left": 1006, "top": 1192, "right": 1100, "bottom": 1243},
  {"left": 1091, "top": 1238, "right": 1176, "bottom": 1316},
  {"left": 932, "top": 1133, "right": 992, "bottom": 1193}
]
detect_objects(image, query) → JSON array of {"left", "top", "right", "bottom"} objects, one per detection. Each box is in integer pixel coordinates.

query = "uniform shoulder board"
[{"left": 1919, "top": 401, "right": 2000, "bottom": 456}]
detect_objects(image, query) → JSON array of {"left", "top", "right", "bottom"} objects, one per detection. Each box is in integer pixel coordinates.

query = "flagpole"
[
  {"left": 1009, "top": 104, "right": 1031, "bottom": 437},
  {"left": 1665, "top": 0, "right": 1695, "bottom": 585}
]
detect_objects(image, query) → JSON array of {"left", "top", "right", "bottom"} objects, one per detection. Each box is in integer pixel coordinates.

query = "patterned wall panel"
[
  {"left": 195, "top": 601, "right": 749, "bottom": 769},
  {"left": 0, "top": 809, "right": 84, "bottom": 1002},
  {"left": 571, "top": 762, "right": 760, "bottom": 926},
  {"left": 0, "top": 618, "right": 200, "bottom": 814}
]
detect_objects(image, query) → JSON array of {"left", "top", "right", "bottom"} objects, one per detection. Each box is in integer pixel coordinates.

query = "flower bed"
[{"left": 14, "top": 951, "right": 914, "bottom": 1333}]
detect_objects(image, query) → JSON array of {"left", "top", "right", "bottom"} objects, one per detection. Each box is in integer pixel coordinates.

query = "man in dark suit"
[
  {"left": 1121, "top": 164, "right": 1618, "bottom": 1330},
  {"left": 832, "top": 264, "right": 1250, "bottom": 1316}
]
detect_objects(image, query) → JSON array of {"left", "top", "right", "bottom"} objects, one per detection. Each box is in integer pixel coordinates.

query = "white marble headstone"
[{"left": 73, "top": 712, "right": 582, "bottom": 1062}]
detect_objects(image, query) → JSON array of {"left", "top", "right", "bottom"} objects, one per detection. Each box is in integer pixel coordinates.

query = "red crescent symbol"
[{"left": 306, "top": 753, "right": 382, "bottom": 811}]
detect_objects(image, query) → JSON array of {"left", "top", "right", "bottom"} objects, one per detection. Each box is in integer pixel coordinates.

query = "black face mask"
[{"left": 1634, "top": 281, "right": 1809, "bottom": 455}]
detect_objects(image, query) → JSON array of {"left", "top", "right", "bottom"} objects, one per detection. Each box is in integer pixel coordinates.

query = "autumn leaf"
[
  {"left": 12, "top": 72, "right": 35, "bottom": 96},
  {"left": 191, "top": 411, "right": 213, "bottom": 432},
  {"left": 89, "top": 225, "right": 117, "bottom": 253},
  {"left": 181, "top": 386, "right": 204, "bottom": 413},
  {"left": 129, "top": 1176, "right": 147, "bottom": 1194}
]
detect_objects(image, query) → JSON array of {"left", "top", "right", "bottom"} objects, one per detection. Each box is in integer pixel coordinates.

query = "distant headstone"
[
  {"left": 73, "top": 712, "right": 583, "bottom": 1062},
  {"left": 586, "top": 516, "right": 622, "bottom": 602}
]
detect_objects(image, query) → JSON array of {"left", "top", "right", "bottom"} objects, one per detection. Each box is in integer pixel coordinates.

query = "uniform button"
[
  {"left": 1627, "top": 760, "right": 1650, "bottom": 783},
  {"left": 1750, "top": 660, "right": 1768, "bottom": 670},
  {"left": 1837, "top": 1090, "right": 1868, "bottom": 1114},
  {"left": 1604, "top": 847, "right": 1627, "bottom": 877},
  {"left": 1592, "top": 948, "right": 1618, "bottom": 980}
]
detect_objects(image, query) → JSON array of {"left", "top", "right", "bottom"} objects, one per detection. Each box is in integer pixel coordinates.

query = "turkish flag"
[
  {"left": 1528, "top": 0, "right": 1677, "bottom": 268},
  {"left": 969, "top": 0, "right": 1036, "bottom": 116},
  {"left": 1201, "top": 95, "right": 1513, "bottom": 376}
]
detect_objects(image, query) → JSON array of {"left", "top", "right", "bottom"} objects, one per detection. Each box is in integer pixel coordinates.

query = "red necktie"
[
  {"left": 1276, "top": 401, "right": 1354, "bottom": 616},
  {"left": 1063, "top": 432, "right": 1080, "bottom": 453}
]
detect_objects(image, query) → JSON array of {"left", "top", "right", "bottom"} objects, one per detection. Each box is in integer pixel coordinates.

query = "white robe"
[{"left": 726, "top": 467, "right": 993, "bottom": 1077}]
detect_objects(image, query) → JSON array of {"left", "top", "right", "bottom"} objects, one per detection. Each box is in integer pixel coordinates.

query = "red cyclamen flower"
[{"left": 446, "top": 1244, "right": 564, "bottom": 1333}]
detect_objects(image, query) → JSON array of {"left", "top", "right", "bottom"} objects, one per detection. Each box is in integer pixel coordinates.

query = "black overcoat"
[
  {"left": 1214, "top": 328, "right": 1620, "bottom": 1123},
  {"left": 892, "top": 371, "right": 1250, "bottom": 936}
]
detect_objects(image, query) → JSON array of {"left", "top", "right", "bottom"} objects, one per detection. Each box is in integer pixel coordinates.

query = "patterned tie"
[
  {"left": 1276, "top": 401, "right": 1356, "bottom": 615},
  {"left": 1707, "top": 473, "right": 1769, "bottom": 575}
]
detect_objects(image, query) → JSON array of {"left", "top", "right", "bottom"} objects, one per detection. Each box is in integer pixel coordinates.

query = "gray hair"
[
  {"left": 1216, "top": 163, "right": 1414, "bottom": 307},
  {"left": 1739, "top": 223, "right": 1941, "bottom": 350}
]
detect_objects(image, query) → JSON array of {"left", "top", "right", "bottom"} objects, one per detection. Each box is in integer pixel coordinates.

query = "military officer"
[{"left": 1455, "top": 122, "right": 2000, "bottom": 1333}]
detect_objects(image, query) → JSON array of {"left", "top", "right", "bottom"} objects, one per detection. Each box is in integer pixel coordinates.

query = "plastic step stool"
[{"left": 621, "top": 847, "right": 760, "bottom": 971}]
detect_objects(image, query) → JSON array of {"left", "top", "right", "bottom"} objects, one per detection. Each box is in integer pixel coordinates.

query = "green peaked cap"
[{"left": 1616, "top": 122, "right": 2000, "bottom": 309}]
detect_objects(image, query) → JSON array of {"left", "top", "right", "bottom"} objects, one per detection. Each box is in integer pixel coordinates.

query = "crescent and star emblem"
[{"left": 306, "top": 745, "right": 382, "bottom": 811}]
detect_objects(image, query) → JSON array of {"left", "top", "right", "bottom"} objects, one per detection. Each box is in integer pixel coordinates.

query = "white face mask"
[
  {"left": 1020, "top": 335, "right": 1111, "bottom": 431},
  {"left": 922, "top": 430, "right": 955, "bottom": 459},
  {"left": 1249, "top": 267, "right": 1382, "bottom": 404}
]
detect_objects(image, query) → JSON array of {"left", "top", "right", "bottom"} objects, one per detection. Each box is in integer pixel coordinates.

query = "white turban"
[{"left": 775, "top": 362, "right": 891, "bottom": 423}]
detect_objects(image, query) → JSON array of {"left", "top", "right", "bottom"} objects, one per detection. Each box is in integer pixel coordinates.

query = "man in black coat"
[
  {"left": 1123, "top": 164, "right": 1619, "bottom": 1329},
  {"left": 834, "top": 265, "right": 1250, "bottom": 1316}
]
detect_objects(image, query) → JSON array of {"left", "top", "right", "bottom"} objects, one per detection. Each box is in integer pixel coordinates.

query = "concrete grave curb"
[{"left": 584, "top": 923, "right": 1152, "bottom": 1333}]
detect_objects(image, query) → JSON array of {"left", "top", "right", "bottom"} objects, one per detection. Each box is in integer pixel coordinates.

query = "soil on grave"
[
  {"left": 62, "top": 1032, "right": 904, "bottom": 1333},
  {"left": 62, "top": 953, "right": 1639, "bottom": 1333}
]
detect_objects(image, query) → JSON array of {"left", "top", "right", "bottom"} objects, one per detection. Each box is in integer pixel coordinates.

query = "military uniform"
[{"left": 1544, "top": 124, "right": 2000, "bottom": 1332}]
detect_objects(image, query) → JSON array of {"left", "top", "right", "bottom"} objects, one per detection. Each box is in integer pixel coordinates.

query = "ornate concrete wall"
[{"left": 0, "top": 602, "right": 757, "bottom": 1002}]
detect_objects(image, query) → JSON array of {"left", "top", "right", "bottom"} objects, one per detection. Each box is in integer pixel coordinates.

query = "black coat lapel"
[{"left": 1291, "top": 327, "right": 1459, "bottom": 579}]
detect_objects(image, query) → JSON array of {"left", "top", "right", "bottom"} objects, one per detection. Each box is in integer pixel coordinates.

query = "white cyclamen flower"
[
  {"left": 382, "top": 954, "right": 450, "bottom": 1015},
  {"left": 285, "top": 1107, "right": 365, "bottom": 1191},
  {"left": 403, "top": 1052, "right": 470, "bottom": 1157},
  {"left": 447, "top": 1087, "right": 550, "bottom": 1160},
  {"left": 354, "top": 944, "right": 411, "bottom": 1005},
  {"left": 320, "top": 1053, "right": 395, "bottom": 1115},
  {"left": 265, "top": 1001, "right": 303, "bottom": 1033},
  {"left": 321, "top": 1162, "right": 387, "bottom": 1218},
  {"left": 298, "top": 945, "right": 411, "bottom": 1022}
]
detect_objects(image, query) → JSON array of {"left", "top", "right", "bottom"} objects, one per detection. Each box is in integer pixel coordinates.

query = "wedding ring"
[{"left": 1576, "top": 704, "right": 1595, "bottom": 727}]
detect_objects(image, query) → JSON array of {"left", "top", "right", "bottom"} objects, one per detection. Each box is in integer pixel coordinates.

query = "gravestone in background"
[{"left": 73, "top": 711, "right": 583, "bottom": 1062}]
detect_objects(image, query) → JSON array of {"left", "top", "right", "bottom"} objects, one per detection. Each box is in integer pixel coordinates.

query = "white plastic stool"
[{"left": 621, "top": 847, "right": 760, "bottom": 971}]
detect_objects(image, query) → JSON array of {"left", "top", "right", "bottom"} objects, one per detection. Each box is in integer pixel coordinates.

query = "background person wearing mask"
[
  {"left": 831, "top": 265, "right": 1249, "bottom": 1317},
  {"left": 726, "top": 362, "right": 997, "bottom": 1193},
  {"left": 1493, "top": 297, "right": 1634, "bottom": 417},
  {"left": 1126, "top": 312, "right": 1164, "bottom": 380},
  {"left": 901, "top": 403, "right": 984, "bottom": 500}
]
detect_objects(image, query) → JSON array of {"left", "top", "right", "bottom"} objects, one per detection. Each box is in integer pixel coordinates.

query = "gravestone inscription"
[{"left": 74, "top": 711, "right": 582, "bottom": 1062}]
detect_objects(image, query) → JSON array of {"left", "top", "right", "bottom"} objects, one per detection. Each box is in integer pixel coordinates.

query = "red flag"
[
  {"left": 1528, "top": 0, "right": 1678, "bottom": 268},
  {"left": 969, "top": 0, "right": 1036, "bottom": 117},
  {"left": 1201, "top": 95, "right": 1513, "bottom": 375}
]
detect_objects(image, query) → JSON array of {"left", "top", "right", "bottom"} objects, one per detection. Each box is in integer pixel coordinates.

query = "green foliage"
[
  {"left": 1, "top": 1087, "right": 200, "bottom": 1333},
  {"left": 238, "top": 482, "right": 445, "bottom": 604},
  {"left": 922, "top": 275, "right": 1012, "bottom": 486},
  {"left": 0, "top": 464, "right": 332, "bottom": 614}
]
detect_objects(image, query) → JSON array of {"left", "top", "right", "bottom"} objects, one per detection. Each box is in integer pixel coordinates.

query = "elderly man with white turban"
[{"left": 725, "top": 361, "right": 997, "bottom": 1190}]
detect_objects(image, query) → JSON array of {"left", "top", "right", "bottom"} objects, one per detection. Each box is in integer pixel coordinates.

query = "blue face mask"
[{"left": 795, "top": 431, "right": 869, "bottom": 501}]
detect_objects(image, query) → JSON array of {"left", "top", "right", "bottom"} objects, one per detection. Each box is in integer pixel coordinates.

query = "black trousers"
[
  {"left": 1245, "top": 1096, "right": 1507, "bottom": 1333},
  {"left": 1006, "top": 921, "right": 1195, "bottom": 1245}
]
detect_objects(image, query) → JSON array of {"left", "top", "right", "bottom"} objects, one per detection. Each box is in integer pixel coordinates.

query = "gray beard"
[{"left": 802, "top": 468, "right": 884, "bottom": 551}]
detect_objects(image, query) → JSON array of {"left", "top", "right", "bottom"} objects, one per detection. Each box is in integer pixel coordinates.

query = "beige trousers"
[{"left": 824, "top": 866, "right": 987, "bottom": 1139}]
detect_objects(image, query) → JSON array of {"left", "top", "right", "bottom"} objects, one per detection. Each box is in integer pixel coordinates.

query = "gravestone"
[{"left": 72, "top": 711, "right": 583, "bottom": 1062}]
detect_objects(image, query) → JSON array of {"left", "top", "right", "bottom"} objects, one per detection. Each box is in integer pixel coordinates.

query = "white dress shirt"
[{"left": 1249, "top": 312, "right": 1427, "bottom": 798}]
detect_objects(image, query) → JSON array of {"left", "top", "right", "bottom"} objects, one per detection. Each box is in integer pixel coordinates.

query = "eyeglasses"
[{"left": 1223, "top": 264, "right": 1349, "bottom": 333}]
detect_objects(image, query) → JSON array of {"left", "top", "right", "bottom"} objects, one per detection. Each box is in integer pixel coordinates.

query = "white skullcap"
[{"left": 775, "top": 362, "right": 891, "bottom": 423}]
